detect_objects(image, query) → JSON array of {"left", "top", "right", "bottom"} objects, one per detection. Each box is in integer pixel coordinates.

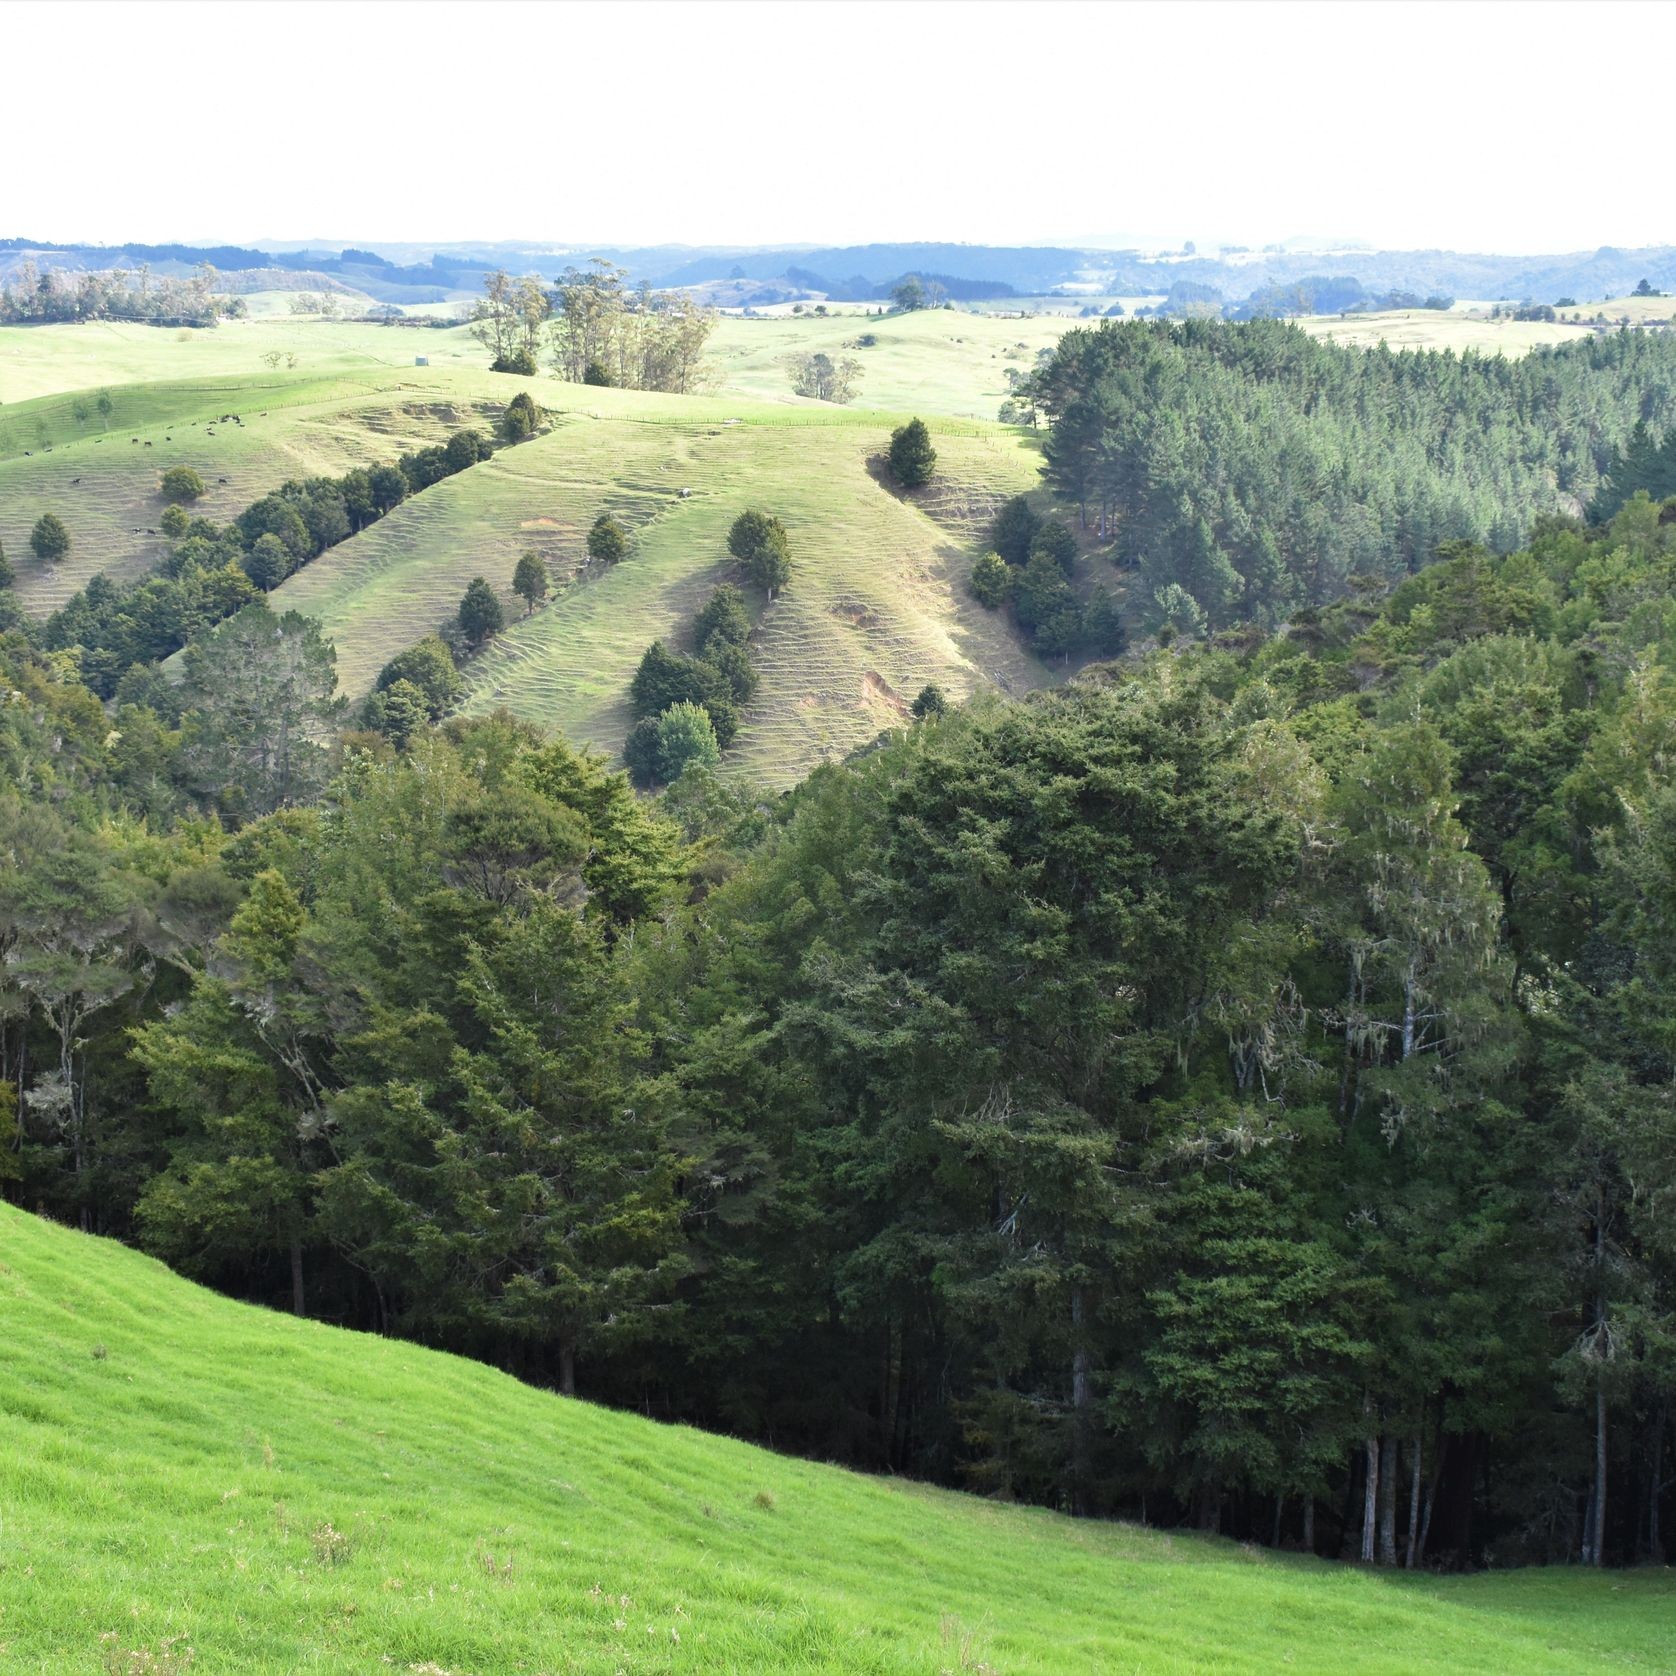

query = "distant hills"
[{"left": 5, "top": 234, "right": 1676, "bottom": 306}]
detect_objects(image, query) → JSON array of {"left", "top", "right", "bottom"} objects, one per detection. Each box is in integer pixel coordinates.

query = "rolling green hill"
[
  {"left": 271, "top": 381, "right": 1047, "bottom": 783},
  {"left": 1, "top": 1203, "right": 1669, "bottom": 1675},
  {"left": 1, "top": 314, "right": 1066, "bottom": 782}
]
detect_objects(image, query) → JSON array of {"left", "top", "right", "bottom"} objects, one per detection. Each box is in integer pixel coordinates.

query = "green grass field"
[
  {"left": 1296, "top": 308, "right": 1592, "bottom": 355},
  {"left": 1, "top": 1203, "right": 1669, "bottom": 1675},
  {"left": 704, "top": 309, "right": 1075, "bottom": 421}
]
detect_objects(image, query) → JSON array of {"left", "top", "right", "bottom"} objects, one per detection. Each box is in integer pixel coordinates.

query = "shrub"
[
  {"left": 588, "top": 514, "right": 628, "bottom": 565},
  {"left": 991, "top": 495, "right": 1040, "bottom": 565},
  {"left": 457, "top": 577, "right": 505, "bottom": 647},
  {"left": 1030, "top": 519, "right": 1078, "bottom": 578},
  {"left": 363, "top": 678, "right": 430, "bottom": 747},
  {"left": 241, "top": 533, "right": 292, "bottom": 592},
  {"left": 374, "top": 635, "right": 462, "bottom": 718},
  {"left": 623, "top": 701, "right": 720, "bottom": 787},
  {"left": 512, "top": 550, "right": 548, "bottom": 613},
  {"left": 911, "top": 683, "right": 948, "bottom": 720},
  {"left": 1083, "top": 586, "right": 1128, "bottom": 657},
  {"left": 630, "top": 640, "right": 739, "bottom": 746},
  {"left": 500, "top": 390, "right": 542, "bottom": 441},
  {"left": 694, "top": 583, "right": 751, "bottom": 654},
  {"left": 728, "top": 509, "right": 791, "bottom": 597},
  {"left": 444, "top": 429, "right": 487, "bottom": 474},
  {"left": 30, "top": 513, "right": 69, "bottom": 562},
  {"left": 159, "top": 465, "right": 206, "bottom": 504},
  {"left": 160, "top": 504, "right": 190, "bottom": 540},
  {"left": 492, "top": 347, "right": 539, "bottom": 376},
  {"left": 888, "top": 417, "right": 937, "bottom": 488},
  {"left": 969, "top": 551, "right": 1011, "bottom": 608},
  {"left": 582, "top": 360, "right": 612, "bottom": 386}
]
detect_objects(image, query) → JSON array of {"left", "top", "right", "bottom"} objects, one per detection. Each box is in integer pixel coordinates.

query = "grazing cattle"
[
  {"left": 218, "top": 476, "right": 228, "bottom": 484},
  {"left": 144, "top": 441, "right": 152, "bottom": 447},
  {"left": 70, "top": 478, "right": 80, "bottom": 485},
  {"left": 22, "top": 451, "right": 29, "bottom": 457},
  {"left": 146, "top": 528, "right": 157, "bottom": 536}
]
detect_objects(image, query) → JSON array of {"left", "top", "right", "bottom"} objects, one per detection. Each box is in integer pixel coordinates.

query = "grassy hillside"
[
  {"left": 704, "top": 308, "right": 1075, "bottom": 420},
  {"left": 1, "top": 1204, "right": 1669, "bottom": 1675},
  {"left": 271, "top": 383, "right": 1045, "bottom": 782},
  {"left": 1, "top": 315, "right": 1058, "bottom": 781},
  {"left": 1297, "top": 308, "right": 1592, "bottom": 355},
  {"left": 0, "top": 369, "right": 499, "bottom": 610}
]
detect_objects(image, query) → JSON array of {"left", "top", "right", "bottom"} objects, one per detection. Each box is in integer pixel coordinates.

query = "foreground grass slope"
[{"left": 0, "top": 1206, "right": 1669, "bottom": 1675}]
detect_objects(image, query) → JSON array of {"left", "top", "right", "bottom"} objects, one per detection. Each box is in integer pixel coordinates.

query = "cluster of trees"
[
  {"left": 626, "top": 581, "right": 758, "bottom": 785},
  {"left": 463, "top": 263, "right": 716, "bottom": 390},
  {"left": 8, "top": 495, "right": 1676, "bottom": 1571},
  {"left": 0, "top": 261, "right": 244, "bottom": 327},
  {"left": 1026, "top": 318, "right": 1676, "bottom": 631},
  {"left": 970, "top": 496, "right": 1126, "bottom": 659},
  {"left": 1232, "top": 276, "right": 1455, "bottom": 319},
  {"left": 364, "top": 634, "right": 464, "bottom": 746},
  {"left": 38, "top": 427, "right": 497, "bottom": 696},
  {"left": 786, "top": 351, "right": 863, "bottom": 404},
  {"left": 1590, "top": 420, "right": 1676, "bottom": 520},
  {"left": 469, "top": 271, "right": 552, "bottom": 374},
  {"left": 547, "top": 262, "right": 714, "bottom": 392}
]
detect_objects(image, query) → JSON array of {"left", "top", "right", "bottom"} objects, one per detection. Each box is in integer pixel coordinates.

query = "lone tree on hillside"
[
  {"left": 588, "top": 513, "right": 628, "bottom": 565},
  {"left": 728, "top": 508, "right": 791, "bottom": 598},
  {"left": 889, "top": 417, "right": 937, "bottom": 489},
  {"left": 457, "top": 577, "right": 506, "bottom": 647},
  {"left": 513, "top": 551, "right": 549, "bottom": 615},
  {"left": 891, "top": 275, "right": 927, "bottom": 312},
  {"left": 499, "top": 391, "right": 544, "bottom": 442},
  {"left": 160, "top": 504, "right": 191, "bottom": 540},
  {"left": 911, "top": 683, "right": 948, "bottom": 721},
  {"left": 30, "top": 513, "right": 69, "bottom": 562},
  {"left": 159, "top": 466, "right": 206, "bottom": 504}
]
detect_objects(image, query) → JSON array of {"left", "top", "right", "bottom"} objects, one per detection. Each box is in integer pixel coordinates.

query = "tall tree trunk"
[
  {"left": 559, "top": 1339, "right": 576, "bottom": 1397},
  {"left": 1302, "top": 1496, "right": 1315, "bottom": 1555},
  {"left": 1406, "top": 1431, "right": 1423, "bottom": 1568},
  {"left": 289, "top": 1234, "right": 305, "bottom": 1317},
  {"left": 1650, "top": 1403, "right": 1666, "bottom": 1563},
  {"left": 1070, "top": 1285, "right": 1091, "bottom": 1515},
  {"left": 1586, "top": 1200, "right": 1608, "bottom": 1567},
  {"left": 1361, "top": 1428, "right": 1380, "bottom": 1564},
  {"left": 1588, "top": 1375, "right": 1607, "bottom": 1566},
  {"left": 1379, "top": 1432, "right": 1399, "bottom": 1565}
]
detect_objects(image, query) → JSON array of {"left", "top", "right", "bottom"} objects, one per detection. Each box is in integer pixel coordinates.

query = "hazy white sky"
[{"left": 11, "top": 0, "right": 1671, "bottom": 255}]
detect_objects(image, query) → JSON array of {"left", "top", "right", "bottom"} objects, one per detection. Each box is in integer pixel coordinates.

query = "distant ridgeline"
[{"left": 1025, "top": 319, "right": 1676, "bottom": 628}]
